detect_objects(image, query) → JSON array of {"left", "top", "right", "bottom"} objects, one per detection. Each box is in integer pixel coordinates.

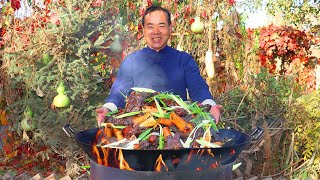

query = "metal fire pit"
[
  {"left": 63, "top": 124, "right": 263, "bottom": 179},
  {"left": 89, "top": 159, "right": 233, "bottom": 180}
]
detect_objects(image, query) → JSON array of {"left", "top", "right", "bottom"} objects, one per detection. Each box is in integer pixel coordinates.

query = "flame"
[
  {"left": 171, "top": 158, "right": 180, "bottom": 166},
  {"left": 230, "top": 149, "right": 236, "bottom": 155},
  {"left": 185, "top": 149, "right": 197, "bottom": 163},
  {"left": 91, "top": 125, "right": 227, "bottom": 171},
  {"left": 154, "top": 154, "right": 168, "bottom": 172},
  {"left": 118, "top": 149, "right": 134, "bottom": 171},
  {"left": 209, "top": 161, "right": 219, "bottom": 168},
  {"left": 95, "top": 129, "right": 103, "bottom": 141},
  {"left": 92, "top": 144, "right": 103, "bottom": 165},
  {"left": 102, "top": 147, "right": 109, "bottom": 166}
]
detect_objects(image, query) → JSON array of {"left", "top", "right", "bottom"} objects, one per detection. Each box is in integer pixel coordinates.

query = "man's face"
[{"left": 143, "top": 10, "right": 172, "bottom": 52}]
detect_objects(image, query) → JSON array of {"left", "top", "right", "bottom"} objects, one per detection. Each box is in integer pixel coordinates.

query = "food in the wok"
[{"left": 95, "top": 88, "right": 227, "bottom": 150}]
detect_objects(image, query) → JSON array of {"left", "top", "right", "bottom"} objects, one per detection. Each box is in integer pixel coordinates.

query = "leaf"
[
  {"left": 232, "top": 162, "right": 242, "bottom": 171},
  {"left": 93, "top": 35, "right": 106, "bottom": 47}
]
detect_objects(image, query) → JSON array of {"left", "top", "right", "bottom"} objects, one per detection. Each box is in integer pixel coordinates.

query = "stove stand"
[{"left": 90, "top": 159, "right": 233, "bottom": 180}]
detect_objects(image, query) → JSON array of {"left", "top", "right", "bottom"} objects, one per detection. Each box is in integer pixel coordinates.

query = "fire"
[
  {"left": 91, "top": 126, "right": 226, "bottom": 171},
  {"left": 185, "top": 149, "right": 197, "bottom": 163},
  {"left": 118, "top": 149, "right": 134, "bottom": 171},
  {"left": 102, "top": 147, "right": 109, "bottom": 166},
  {"left": 154, "top": 154, "right": 168, "bottom": 172},
  {"left": 92, "top": 144, "right": 103, "bottom": 165},
  {"left": 210, "top": 161, "right": 219, "bottom": 169}
]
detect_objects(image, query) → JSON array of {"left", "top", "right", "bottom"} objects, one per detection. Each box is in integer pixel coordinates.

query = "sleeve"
[
  {"left": 105, "top": 57, "right": 133, "bottom": 108},
  {"left": 183, "top": 53, "right": 214, "bottom": 103}
]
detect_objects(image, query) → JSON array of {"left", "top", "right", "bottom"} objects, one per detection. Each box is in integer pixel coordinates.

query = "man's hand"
[
  {"left": 95, "top": 107, "right": 109, "bottom": 126},
  {"left": 209, "top": 105, "right": 222, "bottom": 124}
]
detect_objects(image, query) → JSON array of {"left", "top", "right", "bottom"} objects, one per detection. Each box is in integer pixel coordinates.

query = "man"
[{"left": 96, "top": 6, "right": 222, "bottom": 126}]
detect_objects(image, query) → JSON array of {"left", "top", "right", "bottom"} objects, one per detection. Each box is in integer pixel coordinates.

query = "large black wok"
[{"left": 63, "top": 124, "right": 263, "bottom": 171}]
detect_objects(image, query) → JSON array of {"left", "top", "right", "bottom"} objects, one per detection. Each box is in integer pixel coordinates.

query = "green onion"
[
  {"left": 181, "top": 123, "right": 204, "bottom": 148},
  {"left": 198, "top": 111, "right": 218, "bottom": 132},
  {"left": 170, "top": 94, "right": 191, "bottom": 114},
  {"left": 151, "top": 112, "right": 170, "bottom": 119},
  {"left": 158, "top": 125, "right": 164, "bottom": 149},
  {"left": 154, "top": 97, "right": 165, "bottom": 117},
  {"left": 112, "top": 125, "right": 126, "bottom": 129},
  {"left": 100, "top": 123, "right": 126, "bottom": 129},
  {"left": 142, "top": 133, "right": 152, "bottom": 141},
  {"left": 189, "top": 102, "right": 205, "bottom": 114},
  {"left": 131, "top": 87, "right": 156, "bottom": 93},
  {"left": 138, "top": 128, "right": 153, "bottom": 140},
  {"left": 158, "top": 136, "right": 164, "bottom": 149},
  {"left": 80, "top": 165, "right": 90, "bottom": 169},
  {"left": 114, "top": 111, "right": 141, "bottom": 119},
  {"left": 195, "top": 139, "right": 221, "bottom": 148},
  {"left": 105, "top": 110, "right": 119, "bottom": 116}
]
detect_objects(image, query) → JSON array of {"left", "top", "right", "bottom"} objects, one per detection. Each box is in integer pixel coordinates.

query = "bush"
[{"left": 1, "top": 0, "right": 126, "bottom": 156}]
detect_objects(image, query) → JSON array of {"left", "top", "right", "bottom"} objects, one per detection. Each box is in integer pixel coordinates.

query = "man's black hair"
[{"left": 141, "top": 6, "right": 171, "bottom": 27}]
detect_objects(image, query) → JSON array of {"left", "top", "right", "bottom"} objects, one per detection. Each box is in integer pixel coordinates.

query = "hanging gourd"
[
  {"left": 205, "top": 9, "right": 215, "bottom": 78},
  {"left": 24, "top": 106, "right": 34, "bottom": 118},
  {"left": 205, "top": 49, "right": 215, "bottom": 78},
  {"left": 191, "top": 17, "right": 205, "bottom": 34},
  {"left": 52, "top": 82, "right": 70, "bottom": 108},
  {"left": 42, "top": 53, "right": 52, "bottom": 65},
  {"left": 110, "top": 34, "right": 122, "bottom": 53},
  {"left": 21, "top": 107, "right": 36, "bottom": 131}
]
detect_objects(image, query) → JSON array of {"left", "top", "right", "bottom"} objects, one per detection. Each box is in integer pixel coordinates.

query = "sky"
[
  {"left": 245, "top": 11, "right": 270, "bottom": 28},
  {"left": 236, "top": 0, "right": 270, "bottom": 28}
]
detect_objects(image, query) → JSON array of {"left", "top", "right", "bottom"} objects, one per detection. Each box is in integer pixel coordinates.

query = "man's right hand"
[{"left": 95, "top": 107, "right": 109, "bottom": 126}]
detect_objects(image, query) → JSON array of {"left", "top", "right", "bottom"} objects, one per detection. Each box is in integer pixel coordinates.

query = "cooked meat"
[
  {"left": 122, "top": 125, "right": 147, "bottom": 139},
  {"left": 174, "top": 107, "right": 189, "bottom": 117},
  {"left": 106, "top": 117, "right": 134, "bottom": 126},
  {"left": 124, "top": 91, "right": 158, "bottom": 112},
  {"left": 165, "top": 133, "right": 183, "bottom": 149},
  {"left": 139, "top": 139, "right": 159, "bottom": 150}
]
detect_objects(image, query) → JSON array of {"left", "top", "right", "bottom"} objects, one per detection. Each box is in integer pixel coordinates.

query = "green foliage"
[
  {"left": 1, "top": 0, "right": 123, "bottom": 154},
  {"left": 286, "top": 90, "right": 320, "bottom": 179},
  {"left": 288, "top": 91, "right": 320, "bottom": 159},
  {"left": 222, "top": 67, "right": 298, "bottom": 130},
  {"left": 265, "top": 0, "right": 320, "bottom": 31}
]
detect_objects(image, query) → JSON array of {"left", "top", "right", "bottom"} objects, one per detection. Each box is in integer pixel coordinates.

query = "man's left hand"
[{"left": 210, "top": 105, "right": 222, "bottom": 124}]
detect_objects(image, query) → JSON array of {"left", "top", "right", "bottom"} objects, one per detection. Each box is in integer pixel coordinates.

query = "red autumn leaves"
[{"left": 258, "top": 24, "right": 313, "bottom": 73}]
